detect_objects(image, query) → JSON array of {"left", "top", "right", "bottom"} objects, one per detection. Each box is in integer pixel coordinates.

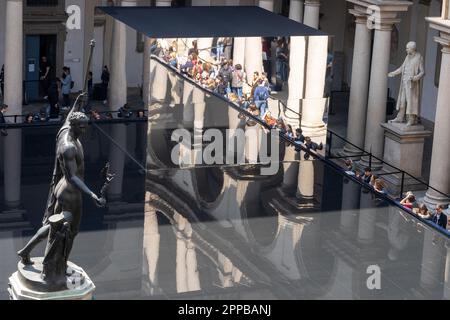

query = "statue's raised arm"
[{"left": 64, "top": 40, "right": 96, "bottom": 127}]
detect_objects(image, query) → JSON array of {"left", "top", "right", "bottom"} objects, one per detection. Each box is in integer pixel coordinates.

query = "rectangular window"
[{"left": 26, "top": 0, "right": 58, "bottom": 7}]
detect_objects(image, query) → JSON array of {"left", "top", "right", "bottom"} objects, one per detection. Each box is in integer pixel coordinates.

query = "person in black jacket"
[
  {"left": 431, "top": 205, "right": 448, "bottom": 229},
  {"left": 0, "top": 65, "right": 4, "bottom": 98}
]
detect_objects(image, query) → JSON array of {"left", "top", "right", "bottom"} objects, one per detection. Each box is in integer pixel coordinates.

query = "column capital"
[
  {"left": 426, "top": 17, "right": 450, "bottom": 50},
  {"left": 349, "top": 8, "right": 369, "bottom": 24},
  {"left": 304, "top": 0, "right": 320, "bottom": 7},
  {"left": 347, "top": 0, "right": 411, "bottom": 31}
]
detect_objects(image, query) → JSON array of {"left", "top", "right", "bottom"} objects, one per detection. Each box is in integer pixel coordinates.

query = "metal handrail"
[{"left": 326, "top": 129, "right": 450, "bottom": 200}]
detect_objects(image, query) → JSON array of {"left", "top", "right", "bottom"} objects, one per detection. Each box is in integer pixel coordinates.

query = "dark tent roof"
[{"left": 97, "top": 6, "right": 326, "bottom": 38}]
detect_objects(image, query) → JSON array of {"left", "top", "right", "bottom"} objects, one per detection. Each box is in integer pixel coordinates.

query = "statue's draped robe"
[{"left": 391, "top": 53, "right": 424, "bottom": 116}]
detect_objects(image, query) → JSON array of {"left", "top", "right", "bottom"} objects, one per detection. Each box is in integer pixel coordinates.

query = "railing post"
[
  {"left": 400, "top": 171, "right": 405, "bottom": 198},
  {"left": 327, "top": 131, "right": 332, "bottom": 158},
  {"left": 369, "top": 153, "right": 372, "bottom": 169}
]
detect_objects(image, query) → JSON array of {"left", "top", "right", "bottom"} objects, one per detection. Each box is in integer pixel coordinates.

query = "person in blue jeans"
[{"left": 253, "top": 80, "right": 269, "bottom": 117}]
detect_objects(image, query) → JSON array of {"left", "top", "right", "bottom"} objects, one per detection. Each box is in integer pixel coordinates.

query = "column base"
[
  {"left": 423, "top": 190, "right": 450, "bottom": 208},
  {"left": 355, "top": 156, "right": 383, "bottom": 172}
]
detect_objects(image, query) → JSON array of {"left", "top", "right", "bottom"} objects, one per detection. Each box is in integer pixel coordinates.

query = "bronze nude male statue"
[
  {"left": 17, "top": 105, "right": 106, "bottom": 267},
  {"left": 13, "top": 41, "right": 112, "bottom": 291}
]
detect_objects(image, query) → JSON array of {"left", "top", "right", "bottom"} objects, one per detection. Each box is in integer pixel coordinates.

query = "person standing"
[
  {"left": 40, "top": 56, "right": 51, "bottom": 99},
  {"left": 231, "top": 64, "right": 245, "bottom": 98},
  {"left": 60, "top": 67, "right": 72, "bottom": 109},
  {"left": 101, "top": 65, "right": 110, "bottom": 103},
  {"left": 253, "top": 79, "right": 269, "bottom": 117},
  {"left": 0, "top": 104, "right": 8, "bottom": 136},
  {"left": 0, "top": 65, "right": 4, "bottom": 98}
]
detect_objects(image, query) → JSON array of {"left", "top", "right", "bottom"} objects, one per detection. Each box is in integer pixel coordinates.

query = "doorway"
[{"left": 25, "top": 34, "right": 57, "bottom": 102}]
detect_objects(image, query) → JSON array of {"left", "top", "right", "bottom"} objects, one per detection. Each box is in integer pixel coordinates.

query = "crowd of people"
[
  {"left": 343, "top": 159, "right": 449, "bottom": 231},
  {"left": 155, "top": 38, "right": 324, "bottom": 159}
]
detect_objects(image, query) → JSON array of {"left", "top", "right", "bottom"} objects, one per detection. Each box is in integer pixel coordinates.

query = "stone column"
[
  {"left": 289, "top": 0, "right": 304, "bottom": 23},
  {"left": 302, "top": 35, "right": 328, "bottom": 144},
  {"left": 3, "top": 0, "right": 23, "bottom": 211},
  {"left": 356, "top": 2, "right": 411, "bottom": 169},
  {"left": 244, "top": 37, "right": 263, "bottom": 84},
  {"left": 192, "top": 0, "right": 213, "bottom": 62},
  {"left": 303, "top": 0, "right": 320, "bottom": 29},
  {"left": 233, "top": 37, "right": 246, "bottom": 69},
  {"left": 286, "top": 36, "right": 306, "bottom": 130},
  {"left": 342, "top": 10, "right": 372, "bottom": 156},
  {"left": 103, "top": 0, "right": 114, "bottom": 69},
  {"left": 360, "top": 27, "right": 392, "bottom": 169},
  {"left": 423, "top": 20, "right": 450, "bottom": 205}
]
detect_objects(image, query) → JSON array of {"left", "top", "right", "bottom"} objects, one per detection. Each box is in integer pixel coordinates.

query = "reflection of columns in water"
[
  {"left": 218, "top": 252, "right": 234, "bottom": 287},
  {"left": 174, "top": 215, "right": 200, "bottom": 293},
  {"left": 265, "top": 215, "right": 304, "bottom": 280},
  {"left": 444, "top": 244, "right": 450, "bottom": 300},
  {"left": 296, "top": 155, "right": 314, "bottom": 199},
  {"left": 282, "top": 146, "right": 299, "bottom": 191},
  {"left": 186, "top": 238, "right": 201, "bottom": 291},
  {"left": 245, "top": 125, "right": 260, "bottom": 164},
  {"left": 301, "top": 36, "right": 328, "bottom": 144},
  {"left": 420, "top": 229, "right": 446, "bottom": 292},
  {"left": 193, "top": 88, "right": 206, "bottom": 164},
  {"left": 108, "top": 125, "right": 127, "bottom": 200},
  {"left": 143, "top": 197, "right": 161, "bottom": 293},
  {"left": 108, "top": 0, "right": 129, "bottom": 200},
  {"left": 289, "top": 0, "right": 304, "bottom": 23},
  {"left": 151, "top": 62, "right": 168, "bottom": 102},
  {"left": 182, "top": 81, "right": 195, "bottom": 125},
  {"left": 286, "top": 36, "right": 306, "bottom": 130},
  {"left": 175, "top": 230, "right": 188, "bottom": 293},
  {"left": 357, "top": 192, "right": 377, "bottom": 243},
  {"left": 340, "top": 180, "right": 360, "bottom": 233},
  {"left": 3, "top": 0, "right": 23, "bottom": 209}
]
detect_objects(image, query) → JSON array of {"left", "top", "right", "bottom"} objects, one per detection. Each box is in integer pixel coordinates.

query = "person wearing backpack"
[
  {"left": 253, "top": 79, "right": 269, "bottom": 117},
  {"left": 60, "top": 66, "right": 72, "bottom": 108}
]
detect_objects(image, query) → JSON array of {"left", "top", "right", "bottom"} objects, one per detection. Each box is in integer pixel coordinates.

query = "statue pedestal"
[
  {"left": 380, "top": 122, "right": 432, "bottom": 195},
  {"left": 8, "top": 258, "right": 95, "bottom": 300}
]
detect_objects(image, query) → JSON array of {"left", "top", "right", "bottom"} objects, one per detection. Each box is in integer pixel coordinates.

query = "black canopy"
[{"left": 98, "top": 6, "right": 326, "bottom": 38}]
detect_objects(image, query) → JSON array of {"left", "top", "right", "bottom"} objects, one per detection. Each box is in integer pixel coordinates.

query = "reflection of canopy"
[{"left": 98, "top": 6, "right": 326, "bottom": 38}]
